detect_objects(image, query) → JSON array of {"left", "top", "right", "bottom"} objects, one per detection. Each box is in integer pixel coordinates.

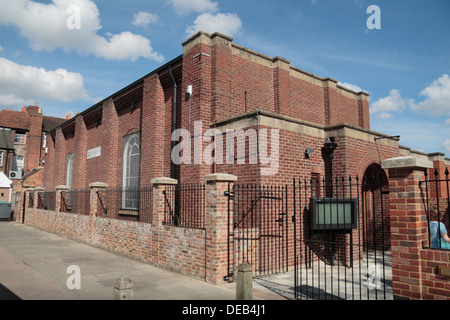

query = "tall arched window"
[
  {"left": 122, "top": 133, "right": 140, "bottom": 209},
  {"left": 66, "top": 153, "right": 74, "bottom": 189},
  {"left": 66, "top": 153, "right": 74, "bottom": 205}
]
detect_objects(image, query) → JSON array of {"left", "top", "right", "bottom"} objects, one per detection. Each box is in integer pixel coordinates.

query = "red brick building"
[
  {"left": 24, "top": 32, "right": 450, "bottom": 299},
  {"left": 0, "top": 104, "right": 66, "bottom": 189},
  {"left": 45, "top": 31, "right": 435, "bottom": 192}
]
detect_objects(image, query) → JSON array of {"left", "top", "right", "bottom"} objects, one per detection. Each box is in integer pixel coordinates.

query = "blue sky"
[{"left": 0, "top": 0, "right": 449, "bottom": 155}]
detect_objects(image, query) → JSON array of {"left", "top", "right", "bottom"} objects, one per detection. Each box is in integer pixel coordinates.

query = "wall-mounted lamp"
[
  {"left": 186, "top": 85, "right": 193, "bottom": 98},
  {"left": 131, "top": 102, "right": 137, "bottom": 111},
  {"left": 324, "top": 137, "right": 337, "bottom": 159},
  {"left": 305, "top": 148, "right": 314, "bottom": 158}
]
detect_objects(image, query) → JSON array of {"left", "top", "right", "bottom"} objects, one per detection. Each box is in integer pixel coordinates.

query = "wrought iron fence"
[
  {"left": 61, "top": 190, "right": 90, "bottom": 215},
  {"left": 28, "top": 191, "right": 34, "bottom": 208},
  {"left": 162, "top": 184, "right": 206, "bottom": 229},
  {"left": 226, "top": 183, "right": 289, "bottom": 280},
  {"left": 293, "top": 174, "right": 392, "bottom": 300},
  {"left": 37, "top": 191, "right": 56, "bottom": 211},
  {"left": 419, "top": 168, "right": 450, "bottom": 250},
  {"left": 99, "top": 186, "right": 153, "bottom": 223}
]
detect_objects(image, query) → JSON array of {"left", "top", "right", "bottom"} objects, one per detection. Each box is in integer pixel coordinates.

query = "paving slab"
[{"left": 0, "top": 221, "right": 286, "bottom": 301}]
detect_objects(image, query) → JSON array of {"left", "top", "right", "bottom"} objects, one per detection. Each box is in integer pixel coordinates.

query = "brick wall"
[
  {"left": 383, "top": 157, "right": 450, "bottom": 300},
  {"left": 24, "top": 179, "right": 210, "bottom": 282}
]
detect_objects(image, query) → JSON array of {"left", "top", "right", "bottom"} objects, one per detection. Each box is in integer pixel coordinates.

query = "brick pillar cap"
[
  {"left": 25, "top": 188, "right": 36, "bottom": 191},
  {"left": 35, "top": 187, "right": 45, "bottom": 191},
  {"left": 204, "top": 173, "right": 238, "bottom": 182},
  {"left": 55, "top": 185, "right": 70, "bottom": 190},
  {"left": 381, "top": 156, "right": 433, "bottom": 170},
  {"left": 150, "top": 177, "right": 178, "bottom": 185},
  {"left": 89, "top": 182, "right": 108, "bottom": 188}
]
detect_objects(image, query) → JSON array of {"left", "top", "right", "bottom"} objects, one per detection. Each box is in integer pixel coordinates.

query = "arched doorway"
[{"left": 362, "top": 163, "right": 390, "bottom": 251}]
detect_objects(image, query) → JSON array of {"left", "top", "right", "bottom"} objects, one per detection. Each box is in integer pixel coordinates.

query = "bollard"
[
  {"left": 114, "top": 277, "right": 133, "bottom": 300},
  {"left": 236, "top": 262, "right": 253, "bottom": 300}
]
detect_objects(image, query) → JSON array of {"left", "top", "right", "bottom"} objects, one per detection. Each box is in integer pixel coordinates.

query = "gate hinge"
[
  {"left": 223, "top": 273, "right": 234, "bottom": 282},
  {"left": 224, "top": 191, "right": 234, "bottom": 198}
]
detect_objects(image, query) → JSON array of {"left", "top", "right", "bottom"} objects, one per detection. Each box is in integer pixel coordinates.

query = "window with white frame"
[
  {"left": 66, "top": 153, "right": 74, "bottom": 189},
  {"left": 66, "top": 153, "right": 74, "bottom": 205},
  {"left": 0, "top": 152, "right": 3, "bottom": 167},
  {"left": 14, "top": 132, "right": 26, "bottom": 144},
  {"left": 122, "top": 132, "right": 140, "bottom": 210}
]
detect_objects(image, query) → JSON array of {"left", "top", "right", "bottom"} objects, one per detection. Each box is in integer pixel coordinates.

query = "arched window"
[
  {"left": 66, "top": 153, "right": 74, "bottom": 205},
  {"left": 122, "top": 133, "right": 140, "bottom": 209},
  {"left": 66, "top": 153, "right": 74, "bottom": 189}
]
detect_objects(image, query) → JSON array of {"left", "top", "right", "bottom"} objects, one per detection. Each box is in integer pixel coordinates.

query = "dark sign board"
[{"left": 310, "top": 198, "right": 358, "bottom": 231}]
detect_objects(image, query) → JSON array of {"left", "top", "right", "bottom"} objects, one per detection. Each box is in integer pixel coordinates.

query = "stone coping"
[{"left": 381, "top": 156, "right": 433, "bottom": 169}]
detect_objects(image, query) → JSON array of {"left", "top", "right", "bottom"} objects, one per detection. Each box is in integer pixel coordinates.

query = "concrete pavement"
[{"left": 0, "top": 221, "right": 286, "bottom": 301}]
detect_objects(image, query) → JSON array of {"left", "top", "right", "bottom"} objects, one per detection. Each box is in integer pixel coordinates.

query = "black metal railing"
[
  {"left": 61, "top": 190, "right": 90, "bottom": 215},
  {"left": 100, "top": 186, "right": 153, "bottom": 223},
  {"left": 163, "top": 184, "right": 206, "bottom": 229},
  {"left": 420, "top": 168, "right": 450, "bottom": 250},
  {"left": 226, "top": 184, "right": 289, "bottom": 280},
  {"left": 28, "top": 192, "right": 34, "bottom": 208},
  {"left": 293, "top": 174, "right": 391, "bottom": 300},
  {"left": 37, "top": 191, "right": 56, "bottom": 211}
]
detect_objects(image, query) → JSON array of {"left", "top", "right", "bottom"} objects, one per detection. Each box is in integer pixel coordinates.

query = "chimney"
[
  {"left": 21, "top": 106, "right": 27, "bottom": 113},
  {"left": 65, "top": 114, "right": 71, "bottom": 120}
]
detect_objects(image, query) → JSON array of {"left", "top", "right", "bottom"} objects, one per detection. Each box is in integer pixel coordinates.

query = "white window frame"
[
  {"left": 66, "top": 153, "right": 74, "bottom": 189},
  {"left": 14, "top": 133, "right": 26, "bottom": 144},
  {"left": 122, "top": 132, "right": 140, "bottom": 210},
  {"left": 0, "top": 152, "right": 3, "bottom": 167}
]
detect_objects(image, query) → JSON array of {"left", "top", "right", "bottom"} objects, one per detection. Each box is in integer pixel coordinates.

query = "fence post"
[
  {"left": 35, "top": 187, "right": 44, "bottom": 209},
  {"left": 55, "top": 185, "right": 69, "bottom": 213},
  {"left": 381, "top": 156, "right": 433, "bottom": 300},
  {"left": 23, "top": 188, "right": 35, "bottom": 220},
  {"left": 150, "top": 177, "right": 178, "bottom": 226},
  {"left": 236, "top": 262, "right": 253, "bottom": 300},
  {"left": 89, "top": 182, "right": 108, "bottom": 216},
  {"left": 203, "top": 173, "right": 238, "bottom": 284}
]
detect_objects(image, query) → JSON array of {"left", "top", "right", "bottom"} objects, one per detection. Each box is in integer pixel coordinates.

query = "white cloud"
[
  {"left": 168, "top": 0, "right": 218, "bottom": 16},
  {"left": 337, "top": 82, "right": 367, "bottom": 93},
  {"left": 0, "top": 57, "right": 89, "bottom": 107},
  {"left": 370, "top": 89, "right": 408, "bottom": 118},
  {"left": 0, "top": 0, "right": 163, "bottom": 62},
  {"left": 445, "top": 118, "right": 450, "bottom": 125},
  {"left": 410, "top": 74, "right": 450, "bottom": 117},
  {"left": 443, "top": 139, "right": 450, "bottom": 154},
  {"left": 132, "top": 11, "right": 159, "bottom": 28},
  {"left": 186, "top": 12, "right": 242, "bottom": 37},
  {"left": 0, "top": 45, "right": 3, "bottom": 52}
]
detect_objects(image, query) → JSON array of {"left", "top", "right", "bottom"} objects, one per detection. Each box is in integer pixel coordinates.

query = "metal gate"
[
  {"left": 225, "top": 183, "right": 289, "bottom": 281},
  {"left": 293, "top": 174, "right": 392, "bottom": 300}
]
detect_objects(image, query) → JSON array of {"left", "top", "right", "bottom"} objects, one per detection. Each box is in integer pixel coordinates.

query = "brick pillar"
[
  {"left": 35, "top": 187, "right": 44, "bottom": 208},
  {"left": 381, "top": 156, "right": 433, "bottom": 300},
  {"left": 25, "top": 188, "right": 35, "bottom": 209},
  {"left": 55, "top": 185, "right": 69, "bottom": 213},
  {"left": 73, "top": 115, "right": 87, "bottom": 189},
  {"left": 273, "top": 56, "right": 291, "bottom": 115},
  {"left": 150, "top": 177, "right": 178, "bottom": 264},
  {"left": 21, "top": 188, "right": 34, "bottom": 223},
  {"left": 203, "top": 173, "right": 237, "bottom": 284},
  {"left": 150, "top": 177, "right": 178, "bottom": 226},
  {"left": 142, "top": 74, "right": 167, "bottom": 181},
  {"left": 53, "top": 128, "right": 66, "bottom": 188},
  {"left": 89, "top": 182, "right": 108, "bottom": 216}
]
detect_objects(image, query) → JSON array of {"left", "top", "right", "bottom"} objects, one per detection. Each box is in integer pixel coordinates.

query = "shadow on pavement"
[{"left": 0, "top": 283, "right": 21, "bottom": 300}]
